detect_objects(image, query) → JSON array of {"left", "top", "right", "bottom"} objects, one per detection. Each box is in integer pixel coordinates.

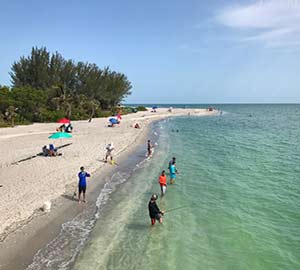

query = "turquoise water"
[{"left": 73, "top": 105, "right": 300, "bottom": 270}]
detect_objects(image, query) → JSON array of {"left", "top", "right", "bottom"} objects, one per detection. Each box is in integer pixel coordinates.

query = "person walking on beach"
[
  {"left": 159, "top": 170, "right": 167, "bottom": 196},
  {"left": 170, "top": 161, "right": 177, "bottom": 184},
  {"left": 148, "top": 194, "right": 164, "bottom": 225},
  {"left": 78, "top": 166, "right": 91, "bottom": 203},
  {"left": 104, "top": 142, "right": 114, "bottom": 164},
  {"left": 147, "top": 139, "right": 153, "bottom": 157}
]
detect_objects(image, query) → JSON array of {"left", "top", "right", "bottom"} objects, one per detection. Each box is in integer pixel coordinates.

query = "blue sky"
[{"left": 1, "top": 0, "right": 300, "bottom": 103}]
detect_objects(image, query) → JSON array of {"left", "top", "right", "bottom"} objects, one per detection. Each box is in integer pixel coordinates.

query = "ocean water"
[{"left": 71, "top": 104, "right": 300, "bottom": 270}]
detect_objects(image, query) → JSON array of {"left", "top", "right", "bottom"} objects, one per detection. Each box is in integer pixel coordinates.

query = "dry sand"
[{"left": 0, "top": 108, "right": 215, "bottom": 238}]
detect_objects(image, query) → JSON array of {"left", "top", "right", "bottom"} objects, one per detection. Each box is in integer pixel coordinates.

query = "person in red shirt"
[{"left": 158, "top": 170, "right": 167, "bottom": 197}]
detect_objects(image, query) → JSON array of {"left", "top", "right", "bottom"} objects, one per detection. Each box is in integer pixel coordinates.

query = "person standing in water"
[
  {"left": 147, "top": 139, "right": 153, "bottom": 157},
  {"left": 148, "top": 194, "right": 164, "bottom": 225},
  {"left": 159, "top": 170, "right": 167, "bottom": 196},
  {"left": 168, "top": 157, "right": 176, "bottom": 174},
  {"left": 170, "top": 161, "right": 177, "bottom": 184},
  {"left": 78, "top": 166, "right": 91, "bottom": 203}
]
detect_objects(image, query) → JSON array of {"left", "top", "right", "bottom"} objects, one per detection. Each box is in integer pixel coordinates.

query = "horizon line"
[{"left": 124, "top": 102, "right": 300, "bottom": 105}]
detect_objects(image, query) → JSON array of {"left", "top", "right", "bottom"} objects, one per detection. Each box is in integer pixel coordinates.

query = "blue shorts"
[{"left": 170, "top": 173, "right": 176, "bottom": 179}]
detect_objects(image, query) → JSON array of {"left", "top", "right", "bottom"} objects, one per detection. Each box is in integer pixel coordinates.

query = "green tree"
[
  {"left": 10, "top": 47, "right": 50, "bottom": 89},
  {"left": 8, "top": 46, "right": 132, "bottom": 121}
]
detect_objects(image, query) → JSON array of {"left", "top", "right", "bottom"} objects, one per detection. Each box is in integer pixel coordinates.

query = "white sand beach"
[{"left": 0, "top": 108, "right": 215, "bottom": 238}]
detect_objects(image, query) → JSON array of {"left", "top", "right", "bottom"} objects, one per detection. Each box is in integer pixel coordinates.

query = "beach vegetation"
[
  {"left": 0, "top": 47, "right": 132, "bottom": 126},
  {"left": 136, "top": 106, "right": 147, "bottom": 111}
]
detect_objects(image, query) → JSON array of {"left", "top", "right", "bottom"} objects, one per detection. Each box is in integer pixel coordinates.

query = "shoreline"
[
  {"left": 0, "top": 108, "right": 216, "bottom": 269},
  {"left": 0, "top": 121, "right": 153, "bottom": 270}
]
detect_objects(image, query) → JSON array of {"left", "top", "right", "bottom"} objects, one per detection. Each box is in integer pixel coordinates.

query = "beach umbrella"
[
  {"left": 57, "top": 118, "right": 70, "bottom": 124},
  {"left": 109, "top": 118, "right": 118, "bottom": 124},
  {"left": 48, "top": 132, "right": 72, "bottom": 139},
  {"left": 48, "top": 132, "right": 72, "bottom": 148},
  {"left": 152, "top": 106, "right": 158, "bottom": 109}
]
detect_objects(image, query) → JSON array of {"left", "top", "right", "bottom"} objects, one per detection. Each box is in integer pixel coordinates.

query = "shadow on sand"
[
  {"left": 11, "top": 143, "right": 73, "bottom": 165},
  {"left": 61, "top": 194, "right": 77, "bottom": 202}
]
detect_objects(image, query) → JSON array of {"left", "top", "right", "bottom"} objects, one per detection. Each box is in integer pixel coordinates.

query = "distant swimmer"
[
  {"left": 148, "top": 194, "right": 164, "bottom": 225},
  {"left": 147, "top": 139, "right": 153, "bottom": 157},
  {"left": 78, "top": 166, "right": 91, "bottom": 203},
  {"left": 158, "top": 170, "right": 167, "bottom": 196}
]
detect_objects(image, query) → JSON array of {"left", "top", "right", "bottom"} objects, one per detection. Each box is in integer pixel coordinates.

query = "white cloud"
[{"left": 216, "top": 0, "right": 300, "bottom": 48}]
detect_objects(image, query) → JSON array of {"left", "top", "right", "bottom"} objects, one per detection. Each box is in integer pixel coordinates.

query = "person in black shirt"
[
  {"left": 148, "top": 194, "right": 164, "bottom": 225},
  {"left": 147, "top": 140, "right": 153, "bottom": 157}
]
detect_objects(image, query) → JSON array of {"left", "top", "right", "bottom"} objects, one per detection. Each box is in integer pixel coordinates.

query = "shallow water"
[{"left": 72, "top": 104, "right": 300, "bottom": 270}]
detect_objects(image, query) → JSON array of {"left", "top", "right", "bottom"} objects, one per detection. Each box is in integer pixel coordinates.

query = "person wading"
[
  {"left": 148, "top": 194, "right": 164, "bottom": 225},
  {"left": 147, "top": 139, "right": 153, "bottom": 157},
  {"left": 158, "top": 170, "right": 167, "bottom": 197}
]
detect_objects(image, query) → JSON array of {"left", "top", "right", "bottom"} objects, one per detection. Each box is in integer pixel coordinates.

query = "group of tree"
[{"left": 0, "top": 47, "right": 132, "bottom": 126}]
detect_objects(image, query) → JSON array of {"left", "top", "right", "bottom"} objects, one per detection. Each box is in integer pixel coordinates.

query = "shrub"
[
  {"left": 39, "top": 109, "right": 65, "bottom": 122},
  {"left": 136, "top": 106, "right": 147, "bottom": 111}
]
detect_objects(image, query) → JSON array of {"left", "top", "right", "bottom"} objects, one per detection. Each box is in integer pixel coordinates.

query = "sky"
[{"left": 1, "top": 0, "right": 300, "bottom": 103}]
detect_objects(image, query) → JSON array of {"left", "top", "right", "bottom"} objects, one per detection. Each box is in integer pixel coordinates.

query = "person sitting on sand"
[
  {"left": 56, "top": 124, "right": 66, "bottom": 132},
  {"left": 48, "top": 144, "right": 57, "bottom": 156},
  {"left": 78, "top": 166, "right": 91, "bottom": 203},
  {"left": 148, "top": 194, "right": 164, "bottom": 225},
  {"left": 104, "top": 143, "right": 114, "bottom": 163},
  {"left": 42, "top": 145, "right": 49, "bottom": 156},
  {"left": 65, "top": 123, "right": 73, "bottom": 133},
  {"left": 158, "top": 170, "right": 167, "bottom": 197}
]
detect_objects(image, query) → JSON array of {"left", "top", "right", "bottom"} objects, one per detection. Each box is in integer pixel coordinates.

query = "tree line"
[{"left": 0, "top": 47, "right": 132, "bottom": 126}]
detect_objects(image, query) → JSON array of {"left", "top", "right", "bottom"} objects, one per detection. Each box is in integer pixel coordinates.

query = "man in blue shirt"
[{"left": 78, "top": 166, "right": 91, "bottom": 203}]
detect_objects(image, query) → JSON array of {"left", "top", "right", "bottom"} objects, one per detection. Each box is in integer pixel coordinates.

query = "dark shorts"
[
  {"left": 151, "top": 214, "right": 162, "bottom": 225},
  {"left": 78, "top": 185, "right": 86, "bottom": 194},
  {"left": 155, "top": 213, "right": 161, "bottom": 220}
]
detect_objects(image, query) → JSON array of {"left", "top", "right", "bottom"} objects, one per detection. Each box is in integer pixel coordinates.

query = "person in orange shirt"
[{"left": 158, "top": 170, "right": 167, "bottom": 196}]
